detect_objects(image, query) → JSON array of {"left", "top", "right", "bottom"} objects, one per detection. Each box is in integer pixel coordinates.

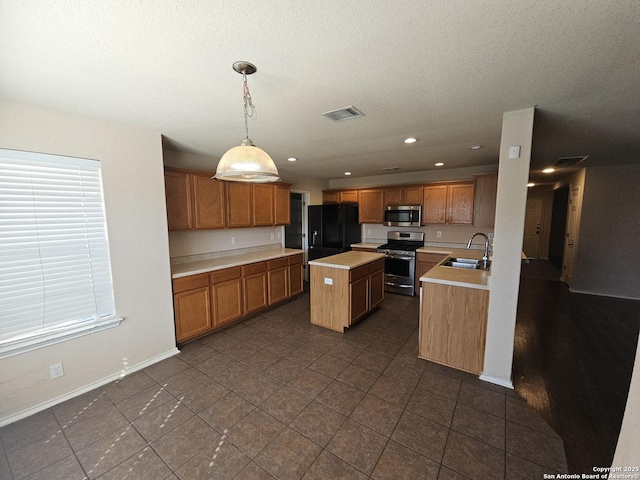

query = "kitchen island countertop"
[{"left": 308, "top": 251, "right": 385, "bottom": 270}]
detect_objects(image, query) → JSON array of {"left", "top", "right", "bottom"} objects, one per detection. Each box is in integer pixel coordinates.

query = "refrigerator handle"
[{"left": 311, "top": 230, "right": 319, "bottom": 246}]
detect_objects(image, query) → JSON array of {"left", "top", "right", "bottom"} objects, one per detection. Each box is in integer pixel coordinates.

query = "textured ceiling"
[{"left": 1, "top": 1, "right": 639, "bottom": 185}]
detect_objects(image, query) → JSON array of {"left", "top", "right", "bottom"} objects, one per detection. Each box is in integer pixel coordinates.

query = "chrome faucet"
[{"left": 467, "top": 232, "right": 490, "bottom": 268}]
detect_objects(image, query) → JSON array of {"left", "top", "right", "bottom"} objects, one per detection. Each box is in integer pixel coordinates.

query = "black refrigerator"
[{"left": 308, "top": 204, "right": 361, "bottom": 261}]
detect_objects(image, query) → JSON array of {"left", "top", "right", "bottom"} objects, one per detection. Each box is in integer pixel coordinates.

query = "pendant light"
[{"left": 214, "top": 61, "right": 280, "bottom": 182}]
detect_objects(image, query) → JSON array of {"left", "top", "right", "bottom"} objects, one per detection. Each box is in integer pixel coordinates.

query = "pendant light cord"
[{"left": 242, "top": 73, "right": 256, "bottom": 139}]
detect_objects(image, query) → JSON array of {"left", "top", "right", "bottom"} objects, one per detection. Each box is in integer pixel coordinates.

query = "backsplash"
[
  {"left": 362, "top": 223, "right": 494, "bottom": 248},
  {"left": 168, "top": 226, "right": 285, "bottom": 258}
]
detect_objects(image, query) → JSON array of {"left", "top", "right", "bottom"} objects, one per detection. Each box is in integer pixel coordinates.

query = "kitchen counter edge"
[{"left": 308, "top": 251, "right": 385, "bottom": 270}]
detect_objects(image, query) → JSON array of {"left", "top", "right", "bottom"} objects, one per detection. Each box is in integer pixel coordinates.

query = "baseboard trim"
[
  {"left": 569, "top": 288, "right": 640, "bottom": 301},
  {"left": 0, "top": 347, "right": 180, "bottom": 428},
  {"left": 479, "top": 372, "right": 514, "bottom": 389}
]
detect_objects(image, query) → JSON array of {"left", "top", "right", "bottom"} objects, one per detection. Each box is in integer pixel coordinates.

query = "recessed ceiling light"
[
  {"left": 542, "top": 168, "right": 555, "bottom": 173},
  {"left": 527, "top": 182, "right": 535, "bottom": 187},
  {"left": 287, "top": 157, "right": 297, "bottom": 162},
  {"left": 404, "top": 137, "right": 418, "bottom": 144},
  {"left": 468, "top": 145, "right": 482, "bottom": 150},
  {"left": 435, "top": 162, "right": 444, "bottom": 167},
  {"left": 344, "top": 172, "right": 352, "bottom": 176}
]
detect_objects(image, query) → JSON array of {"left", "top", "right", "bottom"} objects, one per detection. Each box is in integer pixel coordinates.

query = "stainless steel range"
[{"left": 376, "top": 231, "right": 425, "bottom": 296}]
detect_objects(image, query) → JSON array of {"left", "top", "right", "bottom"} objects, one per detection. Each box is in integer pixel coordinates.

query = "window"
[{"left": 0, "top": 149, "right": 121, "bottom": 358}]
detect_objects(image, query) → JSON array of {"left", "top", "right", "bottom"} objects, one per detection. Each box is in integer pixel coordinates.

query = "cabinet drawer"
[
  {"left": 288, "top": 253, "right": 303, "bottom": 265},
  {"left": 173, "top": 273, "right": 209, "bottom": 294},
  {"left": 350, "top": 264, "right": 369, "bottom": 283},
  {"left": 369, "top": 258, "right": 384, "bottom": 273},
  {"left": 268, "top": 257, "right": 288, "bottom": 270},
  {"left": 210, "top": 266, "right": 241, "bottom": 284},
  {"left": 242, "top": 261, "right": 267, "bottom": 276}
]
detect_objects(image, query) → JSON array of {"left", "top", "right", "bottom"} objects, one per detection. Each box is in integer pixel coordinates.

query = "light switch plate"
[
  {"left": 509, "top": 146, "right": 521, "bottom": 159},
  {"left": 324, "top": 277, "right": 333, "bottom": 285}
]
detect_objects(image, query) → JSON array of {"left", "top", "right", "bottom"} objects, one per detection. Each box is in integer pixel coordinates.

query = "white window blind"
[{"left": 0, "top": 149, "right": 119, "bottom": 356}]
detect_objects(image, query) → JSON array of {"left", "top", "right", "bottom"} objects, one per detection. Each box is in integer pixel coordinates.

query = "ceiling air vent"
[
  {"left": 321, "top": 105, "right": 365, "bottom": 122},
  {"left": 553, "top": 156, "right": 589, "bottom": 167},
  {"left": 382, "top": 167, "right": 400, "bottom": 171}
]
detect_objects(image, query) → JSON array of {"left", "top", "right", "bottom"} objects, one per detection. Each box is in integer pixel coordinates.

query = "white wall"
[
  {"left": 612, "top": 332, "right": 640, "bottom": 466},
  {"left": 362, "top": 223, "right": 494, "bottom": 246},
  {"left": 169, "top": 227, "right": 283, "bottom": 258},
  {"left": 482, "top": 107, "right": 535, "bottom": 388},
  {"left": 0, "top": 99, "right": 177, "bottom": 425}
]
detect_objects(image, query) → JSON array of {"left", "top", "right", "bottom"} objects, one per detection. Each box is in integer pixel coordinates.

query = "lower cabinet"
[
  {"left": 211, "top": 267, "right": 243, "bottom": 327},
  {"left": 415, "top": 252, "right": 448, "bottom": 291},
  {"left": 288, "top": 254, "right": 304, "bottom": 297},
  {"left": 242, "top": 262, "right": 268, "bottom": 316},
  {"left": 173, "top": 273, "right": 212, "bottom": 343},
  {"left": 268, "top": 257, "right": 289, "bottom": 305}
]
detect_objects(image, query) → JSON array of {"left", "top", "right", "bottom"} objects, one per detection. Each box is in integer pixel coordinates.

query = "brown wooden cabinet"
[
  {"left": 323, "top": 190, "right": 357, "bottom": 204},
  {"left": 473, "top": 173, "right": 498, "bottom": 228},
  {"left": 242, "top": 261, "right": 268, "bottom": 315},
  {"left": 349, "top": 274, "right": 370, "bottom": 324},
  {"left": 339, "top": 190, "right": 358, "bottom": 203},
  {"left": 385, "top": 186, "right": 422, "bottom": 206},
  {"left": 267, "top": 257, "right": 288, "bottom": 305},
  {"left": 423, "top": 182, "right": 474, "bottom": 225},
  {"left": 384, "top": 187, "right": 403, "bottom": 206},
  {"left": 226, "top": 183, "right": 253, "bottom": 228},
  {"left": 415, "top": 252, "right": 448, "bottom": 291},
  {"left": 368, "top": 260, "right": 385, "bottom": 310},
  {"left": 172, "top": 273, "right": 211, "bottom": 342},
  {"left": 323, "top": 191, "right": 340, "bottom": 204},
  {"left": 210, "top": 267, "right": 243, "bottom": 327},
  {"left": 165, "top": 170, "right": 193, "bottom": 230},
  {"left": 288, "top": 253, "right": 304, "bottom": 297},
  {"left": 358, "top": 189, "right": 384, "bottom": 224},
  {"left": 252, "top": 184, "right": 275, "bottom": 226},
  {"left": 193, "top": 173, "right": 225, "bottom": 229},
  {"left": 275, "top": 185, "right": 291, "bottom": 225}
]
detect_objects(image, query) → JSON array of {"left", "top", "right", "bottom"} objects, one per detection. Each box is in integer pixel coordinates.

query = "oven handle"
[
  {"left": 384, "top": 281, "right": 413, "bottom": 288},
  {"left": 382, "top": 253, "right": 415, "bottom": 261}
]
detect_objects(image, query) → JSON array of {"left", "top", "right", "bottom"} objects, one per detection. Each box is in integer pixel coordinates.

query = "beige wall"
[
  {"left": 362, "top": 223, "right": 494, "bottom": 246},
  {"left": 571, "top": 165, "right": 640, "bottom": 299},
  {"left": 0, "top": 99, "right": 177, "bottom": 425},
  {"left": 168, "top": 228, "right": 283, "bottom": 258},
  {"left": 612, "top": 332, "right": 640, "bottom": 466}
]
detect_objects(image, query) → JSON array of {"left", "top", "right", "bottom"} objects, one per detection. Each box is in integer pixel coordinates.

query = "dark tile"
[
  {"left": 316, "top": 380, "right": 365, "bottom": 416},
  {"left": 234, "top": 461, "right": 275, "bottom": 479},
  {"left": 457, "top": 383, "right": 505, "bottom": 418},
  {"left": 336, "top": 364, "right": 379, "bottom": 392},
  {"left": 264, "top": 338, "right": 299, "bottom": 356},
  {"left": 6, "top": 433, "right": 72, "bottom": 479},
  {"left": 382, "top": 358, "right": 425, "bottom": 386},
  {"left": 178, "top": 342, "right": 217, "bottom": 365},
  {"left": 179, "top": 378, "right": 230, "bottom": 413},
  {"left": 327, "top": 419, "right": 388, "bottom": 475},
  {"left": 151, "top": 416, "right": 219, "bottom": 471},
  {"left": 162, "top": 367, "right": 210, "bottom": 397},
  {"left": 352, "top": 350, "right": 393, "bottom": 374},
  {"left": 437, "top": 466, "right": 472, "bottom": 479},
  {"left": 102, "top": 371, "right": 157, "bottom": 404},
  {"left": 461, "top": 373, "right": 507, "bottom": 394},
  {"left": 452, "top": 403, "right": 505, "bottom": 450},
  {"left": 245, "top": 330, "right": 279, "bottom": 348},
  {"left": 406, "top": 387, "right": 456, "bottom": 427},
  {"left": 287, "top": 369, "right": 332, "bottom": 398},
  {"left": 424, "top": 361, "right": 465, "bottom": 380},
  {"left": 0, "top": 449, "right": 11, "bottom": 480},
  {"left": 212, "top": 362, "right": 258, "bottom": 390},
  {"left": 302, "top": 450, "right": 367, "bottom": 480},
  {"left": 350, "top": 394, "right": 403, "bottom": 437},
  {"left": 264, "top": 358, "right": 305, "bottom": 384},
  {"left": 240, "top": 349, "right": 282, "bottom": 372},
  {"left": 227, "top": 410, "right": 285, "bottom": 458},
  {"left": 115, "top": 384, "right": 175, "bottom": 422},
  {"left": 260, "top": 387, "right": 311, "bottom": 424},
  {"left": 175, "top": 436, "right": 251, "bottom": 480},
  {"left": 203, "top": 332, "right": 242, "bottom": 352},
  {"left": 372, "top": 440, "right": 440, "bottom": 480},
  {"left": 327, "top": 342, "right": 365, "bottom": 363},
  {"left": 52, "top": 390, "right": 114, "bottom": 426},
  {"left": 366, "top": 339, "right": 402, "bottom": 358},
  {"left": 308, "top": 355, "right": 350, "bottom": 379},
  {"left": 289, "top": 401, "right": 347, "bottom": 447},
  {"left": 132, "top": 399, "right": 193, "bottom": 443},
  {"left": 418, "top": 369, "right": 462, "bottom": 401},
  {"left": 506, "top": 422, "right": 567, "bottom": 471},
  {"left": 194, "top": 353, "right": 237, "bottom": 378},
  {"left": 21, "top": 454, "right": 85, "bottom": 480},
  {"left": 224, "top": 341, "right": 261, "bottom": 361},
  {"left": 287, "top": 344, "right": 326, "bottom": 367},
  {"left": 235, "top": 374, "right": 283, "bottom": 405},
  {"left": 442, "top": 431, "right": 505, "bottom": 480},
  {"left": 0, "top": 410, "right": 60, "bottom": 452},
  {"left": 268, "top": 322, "right": 298, "bottom": 338},
  {"left": 369, "top": 375, "right": 415, "bottom": 408},
  {"left": 391, "top": 411, "right": 448, "bottom": 462},
  {"left": 76, "top": 425, "right": 147, "bottom": 479},
  {"left": 256, "top": 427, "right": 322, "bottom": 479},
  {"left": 199, "top": 393, "right": 255, "bottom": 433},
  {"left": 97, "top": 446, "right": 171, "bottom": 480},
  {"left": 62, "top": 404, "right": 129, "bottom": 450},
  {"left": 505, "top": 453, "right": 551, "bottom": 479},
  {"left": 505, "top": 397, "right": 559, "bottom": 437},
  {"left": 227, "top": 325, "right": 261, "bottom": 342},
  {"left": 143, "top": 356, "right": 190, "bottom": 382}
]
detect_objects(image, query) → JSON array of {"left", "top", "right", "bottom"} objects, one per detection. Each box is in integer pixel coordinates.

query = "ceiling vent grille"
[
  {"left": 321, "top": 105, "right": 365, "bottom": 122},
  {"left": 553, "top": 156, "right": 589, "bottom": 167}
]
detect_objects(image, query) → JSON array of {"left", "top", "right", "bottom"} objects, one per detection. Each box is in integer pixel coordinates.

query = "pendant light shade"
[{"left": 214, "top": 62, "right": 280, "bottom": 183}]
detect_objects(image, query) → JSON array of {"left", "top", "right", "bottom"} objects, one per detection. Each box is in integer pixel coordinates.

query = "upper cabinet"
[
  {"left": 358, "top": 189, "right": 385, "bottom": 224},
  {"left": 384, "top": 186, "right": 422, "bottom": 206},
  {"left": 473, "top": 173, "right": 498, "bottom": 228},
  {"left": 423, "top": 182, "right": 474, "bottom": 225},
  {"left": 164, "top": 167, "right": 291, "bottom": 230},
  {"left": 323, "top": 190, "right": 358, "bottom": 204}
]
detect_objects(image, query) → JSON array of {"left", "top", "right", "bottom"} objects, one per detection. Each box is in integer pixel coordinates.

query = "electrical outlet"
[
  {"left": 50, "top": 362, "right": 64, "bottom": 379},
  {"left": 277, "top": 231, "right": 281, "bottom": 239},
  {"left": 231, "top": 236, "right": 237, "bottom": 245},
  {"left": 437, "top": 231, "right": 442, "bottom": 238},
  {"left": 270, "top": 233, "right": 274, "bottom": 240},
  {"left": 366, "top": 229, "right": 372, "bottom": 235}
]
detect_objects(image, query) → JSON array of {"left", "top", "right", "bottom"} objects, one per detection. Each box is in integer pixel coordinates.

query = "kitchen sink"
[{"left": 441, "top": 257, "right": 491, "bottom": 270}]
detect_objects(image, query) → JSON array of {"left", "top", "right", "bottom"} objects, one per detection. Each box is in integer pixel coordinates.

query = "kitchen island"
[{"left": 309, "top": 251, "right": 385, "bottom": 332}]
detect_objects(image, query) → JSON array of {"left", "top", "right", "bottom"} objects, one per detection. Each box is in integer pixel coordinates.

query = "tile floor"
[{"left": 0, "top": 292, "right": 568, "bottom": 479}]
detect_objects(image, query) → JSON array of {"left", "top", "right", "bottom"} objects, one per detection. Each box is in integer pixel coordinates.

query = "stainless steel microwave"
[{"left": 384, "top": 205, "right": 422, "bottom": 226}]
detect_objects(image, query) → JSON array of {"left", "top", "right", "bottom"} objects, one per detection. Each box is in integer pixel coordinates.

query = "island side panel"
[
  {"left": 310, "top": 264, "right": 350, "bottom": 332},
  {"left": 419, "top": 282, "right": 489, "bottom": 374}
]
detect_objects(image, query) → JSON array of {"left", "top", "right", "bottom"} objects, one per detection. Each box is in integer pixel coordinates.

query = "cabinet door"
[
  {"left": 288, "top": 263, "right": 304, "bottom": 297},
  {"left": 268, "top": 267, "right": 288, "bottom": 305},
  {"left": 323, "top": 191, "right": 339, "bottom": 204},
  {"left": 226, "top": 183, "right": 253, "bottom": 228},
  {"left": 193, "top": 174, "right": 225, "bottom": 229},
  {"left": 275, "top": 185, "right": 291, "bottom": 225},
  {"left": 252, "top": 184, "right": 275, "bottom": 226},
  {"left": 358, "top": 189, "right": 384, "bottom": 224},
  {"left": 403, "top": 186, "right": 423, "bottom": 205},
  {"left": 473, "top": 173, "right": 498, "bottom": 228},
  {"left": 422, "top": 186, "right": 447, "bottom": 224},
  {"left": 165, "top": 170, "right": 193, "bottom": 230},
  {"left": 212, "top": 278, "right": 243, "bottom": 327},
  {"left": 339, "top": 190, "right": 358, "bottom": 203},
  {"left": 384, "top": 188, "right": 402, "bottom": 206},
  {"left": 243, "top": 271, "right": 268, "bottom": 315},
  {"left": 174, "top": 286, "right": 212, "bottom": 342},
  {"left": 349, "top": 276, "right": 369, "bottom": 324},
  {"left": 447, "top": 183, "right": 474, "bottom": 224},
  {"left": 369, "top": 268, "right": 384, "bottom": 310},
  {"left": 415, "top": 253, "right": 447, "bottom": 291}
]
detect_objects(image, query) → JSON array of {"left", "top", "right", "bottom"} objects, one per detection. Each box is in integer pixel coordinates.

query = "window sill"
[{"left": 0, "top": 317, "right": 124, "bottom": 360}]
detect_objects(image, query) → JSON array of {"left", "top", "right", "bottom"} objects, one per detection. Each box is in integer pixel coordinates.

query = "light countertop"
[
  {"left": 418, "top": 247, "right": 491, "bottom": 290},
  {"left": 171, "top": 248, "right": 304, "bottom": 279},
  {"left": 350, "top": 242, "right": 385, "bottom": 250},
  {"left": 309, "top": 251, "right": 385, "bottom": 270}
]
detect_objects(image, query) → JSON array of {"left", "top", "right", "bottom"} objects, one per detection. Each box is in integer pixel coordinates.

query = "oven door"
[{"left": 382, "top": 253, "right": 416, "bottom": 296}]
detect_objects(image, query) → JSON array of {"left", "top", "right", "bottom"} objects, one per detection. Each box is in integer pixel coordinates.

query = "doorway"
[
  {"left": 523, "top": 197, "right": 544, "bottom": 258},
  {"left": 548, "top": 186, "right": 568, "bottom": 272},
  {"left": 285, "top": 191, "right": 309, "bottom": 280}
]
